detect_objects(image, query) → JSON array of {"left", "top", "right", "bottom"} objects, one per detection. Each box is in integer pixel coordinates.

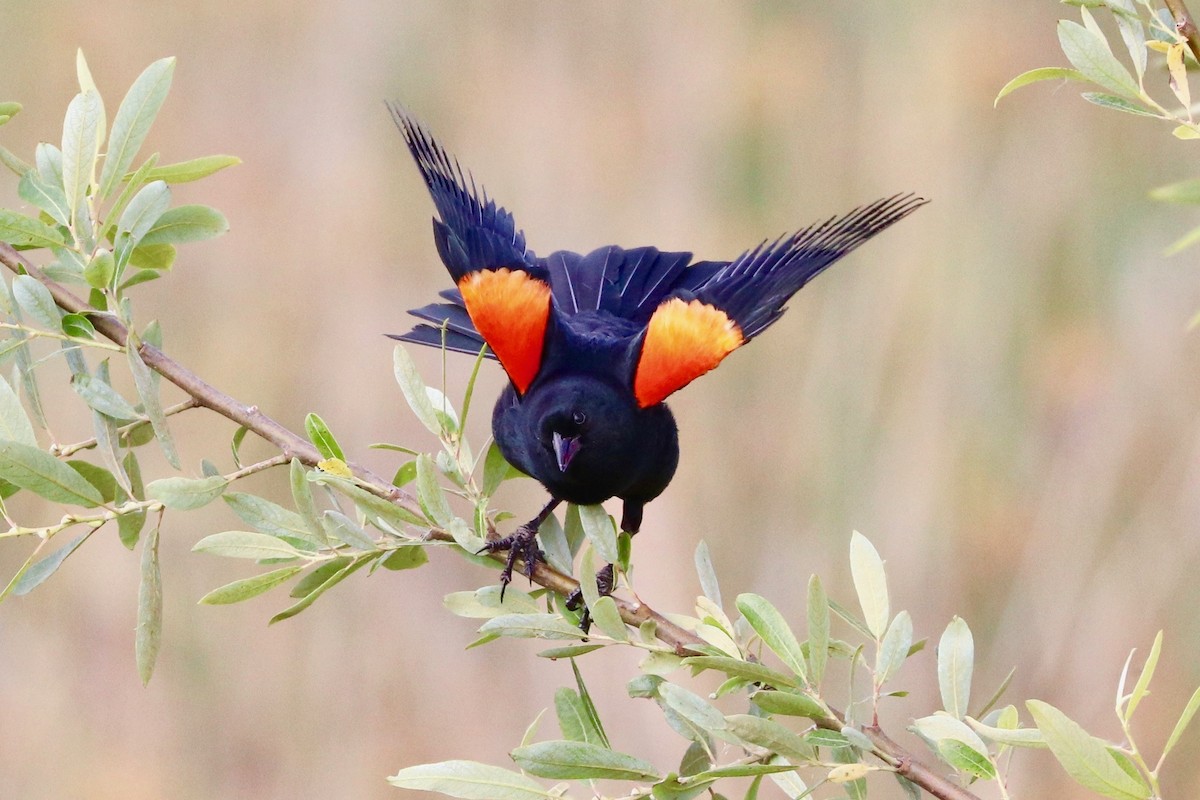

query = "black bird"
[{"left": 388, "top": 105, "right": 926, "bottom": 596}]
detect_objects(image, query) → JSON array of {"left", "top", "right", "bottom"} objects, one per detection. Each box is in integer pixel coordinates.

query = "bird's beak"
[{"left": 552, "top": 432, "right": 581, "bottom": 472}]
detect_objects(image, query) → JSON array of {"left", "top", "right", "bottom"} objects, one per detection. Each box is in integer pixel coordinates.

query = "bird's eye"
[{"left": 572, "top": 410, "right": 587, "bottom": 426}]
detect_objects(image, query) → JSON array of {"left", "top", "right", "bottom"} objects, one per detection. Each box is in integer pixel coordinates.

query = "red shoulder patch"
[
  {"left": 634, "top": 298, "right": 744, "bottom": 407},
  {"left": 458, "top": 268, "right": 551, "bottom": 394}
]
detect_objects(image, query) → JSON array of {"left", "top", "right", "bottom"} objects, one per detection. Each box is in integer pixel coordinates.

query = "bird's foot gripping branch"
[{"left": 1, "top": 53, "right": 1199, "bottom": 800}]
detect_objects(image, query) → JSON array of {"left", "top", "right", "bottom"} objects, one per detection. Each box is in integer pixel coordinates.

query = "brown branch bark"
[
  {"left": 1166, "top": 0, "right": 1200, "bottom": 64},
  {"left": 0, "top": 240, "right": 979, "bottom": 800}
]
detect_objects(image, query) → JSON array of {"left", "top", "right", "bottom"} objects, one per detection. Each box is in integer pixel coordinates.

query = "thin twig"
[
  {"left": 1166, "top": 0, "right": 1200, "bottom": 63},
  {"left": 51, "top": 398, "right": 200, "bottom": 457},
  {"left": 0, "top": 240, "right": 978, "bottom": 800}
]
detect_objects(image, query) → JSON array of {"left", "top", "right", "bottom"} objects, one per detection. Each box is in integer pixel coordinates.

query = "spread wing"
[
  {"left": 388, "top": 106, "right": 551, "bottom": 394},
  {"left": 632, "top": 193, "right": 928, "bottom": 407}
]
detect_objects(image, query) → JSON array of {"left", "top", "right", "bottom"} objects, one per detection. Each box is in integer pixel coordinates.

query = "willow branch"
[
  {"left": 1166, "top": 0, "right": 1200, "bottom": 64},
  {"left": 0, "top": 240, "right": 975, "bottom": 800}
]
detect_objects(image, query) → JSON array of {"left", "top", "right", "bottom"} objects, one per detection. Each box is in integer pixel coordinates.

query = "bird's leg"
[
  {"left": 479, "top": 497, "right": 560, "bottom": 600},
  {"left": 567, "top": 501, "right": 643, "bottom": 631}
]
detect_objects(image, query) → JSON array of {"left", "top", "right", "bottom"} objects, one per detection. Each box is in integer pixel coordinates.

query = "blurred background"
[{"left": 2, "top": 1, "right": 1199, "bottom": 798}]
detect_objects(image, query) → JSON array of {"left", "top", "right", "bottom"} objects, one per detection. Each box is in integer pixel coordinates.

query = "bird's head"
[{"left": 528, "top": 375, "right": 637, "bottom": 475}]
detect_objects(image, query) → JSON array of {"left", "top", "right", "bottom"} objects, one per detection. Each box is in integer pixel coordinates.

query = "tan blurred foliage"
[{"left": 1, "top": 1, "right": 1200, "bottom": 798}]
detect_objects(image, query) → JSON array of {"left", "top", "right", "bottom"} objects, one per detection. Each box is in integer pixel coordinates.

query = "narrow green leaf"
[
  {"left": 313, "top": 473, "right": 427, "bottom": 529},
  {"left": 199, "top": 565, "right": 305, "bottom": 605},
  {"left": 0, "top": 143, "right": 32, "bottom": 176},
  {"left": 103, "top": 152, "right": 158, "bottom": 239},
  {"left": 1166, "top": 223, "right": 1200, "bottom": 256},
  {"left": 0, "top": 101, "right": 21, "bottom": 120},
  {"left": 725, "top": 714, "right": 812, "bottom": 764},
  {"left": 1124, "top": 630, "right": 1162, "bottom": 721},
  {"left": 910, "top": 713, "right": 990, "bottom": 755},
  {"left": 804, "top": 730, "right": 850, "bottom": 749},
  {"left": 479, "top": 613, "right": 588, "bottom": 640},
  {"left": 1163, "top": 683, "right": 1200, "bottom": 758},
  {"left": 1058, "top": 20, "right": 1141, "bottom": 99},
  {"left": 381, "top": 545, "right": 428, "bottom": 571},
  {"left": 938, "top": 616, "right": 974, "bottom": 719},
  {"left": 875, "top": 609, "right": 913, "bottom": 685},
  {"left": 62, "top": 90, "right": 102, "bottom": 226},
  {"left": 304, "top": 412, "right": 344, "bottom": 460},
  {"left": 555, "top": 687, "right": 607, "bottom": 745},
  {"left": 684, "top": 656, "right": 799, "bottom": 689},
  {"left": 126, "top": 331, "right": 179, "bottom": 468},
  {"left": 1108, "top": 0, "right": 1146, "bottom": 79},
  {"left": 136, "top": 522, "right": 162, "bottom": 685},
  {"left": 68, "top": 460, "right": 117, "bottom": 503},
  {"left": 937, "top": 739, "right": 996, "bottom": 779},
  {"left": 750, "top": 690, "right": 827, "bottom": 720},
  {"left": 511, "top": 740, "right": 659, "bottom": 781},
  {"left": 966, "top": 715, "right": 1047, "bottom": 748},
  {"left": 270, "top": 555, "right": 370, "bottom": 623},
  {"left": 388, "top": 760, "right": 556, "bottom": 800},
  {"left": 1150, "top": 178, "right": 1200, "bottom": 205},
  {"left": 223, "top": 491, "right": 321, "bottom": 545},
  {"left": 392, "top": 345, "right": 442, "bottom": 435},
  {"left": 994, "top": 66, "right": 1087, "bottom": 105},
  {"left": 98, "top": 57, "right": 175, "bottom": 201},
  {"left": 128, "top": 154, "right": 241, "bottom": 183},
  {"left": 71, "top": 373, "right": 139, "bottom": 420},
  {"left": 18, "top": 170, "right": 70, "bottom": 226},
  {"left": 139, "top": 204, "right": 228, "bottom": 245},
  {"left": 192, "top": 530, "right": 303, "bottom": 560},
  {"left": 322, "top": 510, "right": 377, "bottom": 550},
  {"left": 849, "top": 531, "right": 889, "bottom": 638},
  {"left": 571, "top": 659, "right": 610, "bottom": 748},
  {"left": 113, "top": 180, "right": 170, "bottom": 272},
  {"left": 765, "top": 756, "right": 809, "bottom": 799},
  {"left": 128, "top": 242, "right": 176, "bottom": 271},
  {"left": 736, "top": 593, "right": 807, "bottom": 682},
  {"left": 1172, "top": 125, "right": 1200, "bottom": 140},
  {"left": 482, "top": 441, "right": 511, "bottom": 496},
  {"left": 589, "top": 596, "right": 628, "bottom": 642},
  {"left": 538, "top": 643, "right": 604, "bottom": 659},
  {"left": 1081, "top": 92, "right": 1159, "bottom": 117},
  {"left": 807, "top": 574, "right": 830, "bottom": 688},
  {"left": 74, "top": 50, "right": 106, "bottom": 146},
  {"left": 0, "top": 210, "right": 65, "bottom": 249},
  {"left": 0, "top": 375, "right": 36, "bottom": 446},
  {"left": 290, "top": 458, "right": 326, "bottom": 542},
  {"left": 694, "top": 540, "right": 722, "bottom": 607},
  {"left": 577, "top": 503, "right": 619, "bottom": 565},
  {"left": 290, "top": 557, "right": 350, "bottom": 597},
  {"left": 659, "top": 682, "right": 727, "bottom": 734},
  {"left": 146, "top": 475, "right": 228, "bottom": 510},
  {"left": 0, "top": 440, "right": 102, "bottom": 506},
  {"left": 416, "top": 453, "right": 453, "bottom": 526},
  {"left": 11, "top": 532, "right": 89, "bottom": 596},
  {"left": 12, "top": 275, "right": 62, "bottom": 331},
  {"left": 1029, "top": 700, "right": 1151, "bottom": 799}
]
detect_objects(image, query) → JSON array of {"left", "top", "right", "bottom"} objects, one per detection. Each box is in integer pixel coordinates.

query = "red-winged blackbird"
[{"left": 388, "top": 106, "right": 926, "bottom": 595}]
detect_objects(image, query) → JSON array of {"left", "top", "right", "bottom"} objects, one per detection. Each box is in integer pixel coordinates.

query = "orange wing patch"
[
  {"left": 634, "top": 298, "right": 744, "bottom": 407},
  {"left": 458, "top": 268, "right": 551, "bottom": 394}
]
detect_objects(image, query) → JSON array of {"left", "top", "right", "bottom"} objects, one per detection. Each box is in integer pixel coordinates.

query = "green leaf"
[
  {"left": 304, "top": 412, "right": 344, "bottom": 460},
  {"left": 1166, "top": 223, "right": 1200, "bottom": 256},
  {"left": 1108, "top": 0, "right": 1147, "bottom": 79},
  {"left": 804, "top": 730, "right": 850, "bottom": 749},
  {"left": 18, "top": 170, "right": 70, "bottom": 227},
  {"left": 1080, "top": 92, "right": 1159, "bottom": 117},
  {"left": 0, "top": 210, "right": 66, "bottom": 249},
  {"left": 199, "top": 565, "right": 305, "bottom": 605},
  {"left": 192, "top": 530, "right": 303, "bottom": 560},
  {"left": 103, "top": 152, "right": 158, "bottom": 239},
  {"left": 289, "top": 557, "right": 350, "bottom": 597},
  {"left": 71, "top": 373, "right": 139, "bottom": 420},
  {"left": 1163, "top": 683, "right": 1200, "bottom": 758},
  {"left": 684, "top": 656, "right": 799, "bottom": 689},
  {"left": 482, "top": 441, "right": 511, "bottom": 496},
  {"left": 114, "top": 180, "right": 171, "bottom": 271},
  {"left": 270, "top": 556, "right": 371, "bottom": 623},
  {"left": 388, "top": 760, "right": 557, "bottom": 800},
  {"left": 876, "top": 609, "right": 913, "bottom": 685},
  {"left": 1172, "top": 125, "right": 1200, "bottom": 140},
  {"left": 1124, "top": 630, "right": 1161, "bottom": 721},
  {"left": 965, "top": 715, "right": 1046, "bottom": 748},
  {"left": 807, "top": 574, "right": 829, "bottom": 689},
  {"left": 511, "top": 740, "right": 659, "bottom": 781},
  {"left": 416, "top": 453, "right": 453, "bottom": 526},
  {"left": 62, "top": 89, "right": 102, "bottom": 227},
  {"left": 0, "top": 440, "right": 102, "bottom": 506},
  {"left": 222, "top": 491, "right": 320, "bottom": 545},
  {"left": 694, "top": 540, "right": 722, "bottom": 607},
  {"left": 126, "top": 331, "right": 179, "bottom": 468},
  {"left": 937, "top": 739, "right": 996, "bottom": 780},
  {"left": 750, "top": 689, "right": 827, "bottom": 719},
  {"left": 11, "top": 532, "right": 89, "bottom": 596},
  {"left": 736, "top": 593, "right": 807, "bottom": 682},
  {"left": 570, "top": 659, "right": 610, "bottom": 749},
  {"left": 994, "top": 66, "right": 1087, "bottom": 105},
  {"left": 938, "top": 616, "right": 974, "bottom": 719},
  {"left": 577, "top": 503, "right": 619, "bottom": 564},
  {"left": 129, "top": 154, "right": 241, "bottom": 183},
  {"left": 443, "top": 584, "right": 541, "bottom": 618},
  {"left": 322, "top": 510, "right": 376, "bottom": 550},
  {"left": 910, "top": 713, "right": 990, "bottom": 755},
  {"left": 35, "top": 142, "right": 63, "bottom": 187},
  {"left": 98, "top": 57, "right": 175, "bottom": 201},
  {"left": 1057, "top": 20, "right": 1141, "bottom": 99},
  {"left": 381, "top": 545, "right": 429, "bottom": 571},
  {"left": 146, "top": 475, "right": 228, "bottom": 510},
  {"left": 0, "top": 375, "right": 36, "bottom": 446},
  {"left": 589, "top": 596, "right": 628, "bottom": 642},
  {"left": 12, "top": 275, "right": 62, "bottom": 331},
  {"left": 849, "top": 531, "right": 889, "bottom": 638},
  {"left": 0, "top": 101, "right": 21, "bottom": 120},
  {"left": 1150, "top": 178, "right": 1200, "bottom": 205},
  {"left": 392, "top": 345, "right": 443, "bottom": 436},
  {"left": 117, "top": 451, "right": 146, "bottom": 548},
  {"left": 68, "top": 460, "right": 117, "bottom": 503},
  {"left": 290, "top": 458, "right": 326, "bottom": 542},
  {"left": 538, "top": 643, "right": 604, "bottom": 659},
  {"left": 479, "top": 613, "right": 588, "bottom": 640},
  {"left": 555, "top": 687, "right": 608, "bottom": 745},
  {"left": 136, "top": 522, "right": 162, "bottom": 685},
  {"left": 313, "top": 473, "right": 427, "bottom": 529},
  {"left": 725, "top": 714, "right": 812, "bottom": 764},
  {"left": 139, "top": 204, "right": 228, "bottom": 245},
  {"left": 128, "top": 242, "right": 176, "bottom": 270},
  {"left": 658, "top": 682, "right": 727, "bottom": 734},
  {"left": 1028, "top": 700, "right": 1150, "bottom": 800}
]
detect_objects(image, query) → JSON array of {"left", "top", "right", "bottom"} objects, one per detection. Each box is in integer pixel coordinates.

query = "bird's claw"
[
  {"left": 566, "top": 562, "right": 616, "bottom": 633},
  {"left": 478, "top": 522, "right": 544, "bottom": 601}
]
